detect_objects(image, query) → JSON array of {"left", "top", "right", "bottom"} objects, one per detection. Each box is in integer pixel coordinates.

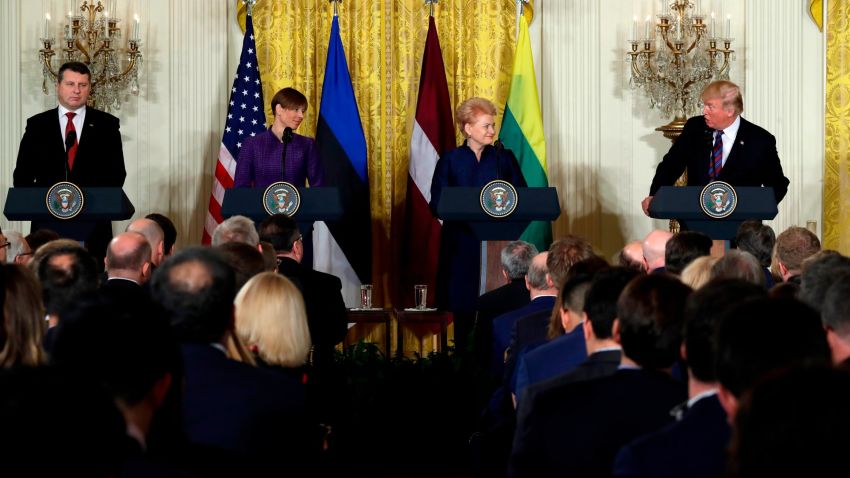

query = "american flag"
[{"left": 202, "top": 8, "right": 266, "bottom": 244}]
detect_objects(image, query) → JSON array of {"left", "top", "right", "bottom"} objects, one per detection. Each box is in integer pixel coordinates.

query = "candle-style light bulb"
[
  {"left": 44, "top": 13, "right": 51, "bottom": 38},
  {"left": 726, "top": 14, "right": 731, "bottom": 38}
]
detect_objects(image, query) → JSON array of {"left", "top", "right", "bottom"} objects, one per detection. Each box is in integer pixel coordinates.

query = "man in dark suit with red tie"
[
  {"left": 641, "top": 80, "right": 789, "bottom": 215},
  {"left": 13, "top": 61, "right": 126, "bottom": 264}
]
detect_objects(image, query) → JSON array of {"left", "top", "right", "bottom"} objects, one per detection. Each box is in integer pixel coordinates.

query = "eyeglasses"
[{"left": 0, "top": 242, "right": 10, "bottom": 249}]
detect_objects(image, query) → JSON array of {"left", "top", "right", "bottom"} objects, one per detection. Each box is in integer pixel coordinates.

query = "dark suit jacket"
[
  {"left": 180, "top": 344, "right": 309, "bottom": 473},
  {"left": 14, "top": 107, "right": 126, "bottom": 187},
  {"left": 648, "top": 115, "right": 789, "bottom": 203},
  {"left": 99, "top": 278, "right": 150, "bottom": 305},
  {"left": 492, "top": 296, "right": 556, "bottom": 380},
  {"left": 612, "top": 394, "right": 730, "bottom": 478},
  {"left": 277, "top": 257, "right": 347, "bottom": 358},
  {"left": 473, "top": 279, "right": 530, "bottom": 377},
  {"left": 509, "top": 366, "right": 685, "bottom": 478},
  {"left": 14, "top": 107, "right": 126, "bottom": 263},
  {"left": 514, "top": 326, "right": 587, "bottom": 404}
]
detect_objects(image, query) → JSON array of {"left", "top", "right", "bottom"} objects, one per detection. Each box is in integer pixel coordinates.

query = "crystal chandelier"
[
  {"left": 627, "top": 0, "right": 734, "bottom": 137},
  {"left": 39, "top": 0, "right": 142, "bottom": 112}
]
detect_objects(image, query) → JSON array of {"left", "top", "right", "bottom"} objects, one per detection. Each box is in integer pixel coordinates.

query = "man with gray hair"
[
  {"left": 126, "top": 218, "right": 165, "bottom": 267},
  {"left": 212, "top": 215, "right": 260, "bottom": 248},
  {"left": 710, "top": 249, "right": 766, "bottom": 287},
  {"left": 4, "top": 231, "right": 32, "bottom": 265},
  {"left": 476, "top": 241, "right": 538, "bottom": 333}
]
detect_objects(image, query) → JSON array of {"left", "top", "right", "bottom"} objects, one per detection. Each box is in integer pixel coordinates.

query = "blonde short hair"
[
  {"left": 680, "top": 255, "right": 719, "bottom": 290},
  {"left": 701, "top": 80, "right": 743, "bottom": 115},
  {"left": 234, "top": 272, "right": 311, "bottom": 368},
  {"left": 455, "top": 97, "right": 497, "bottom": 137}
]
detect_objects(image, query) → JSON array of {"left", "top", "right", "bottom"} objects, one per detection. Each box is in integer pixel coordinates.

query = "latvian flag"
[{"left": 400, "top": 15, "right": 455, "bottom": 307}]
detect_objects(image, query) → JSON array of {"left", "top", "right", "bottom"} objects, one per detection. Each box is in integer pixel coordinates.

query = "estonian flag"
[{"left": 313, "top": 15, "right": 371, "bottom": 306}]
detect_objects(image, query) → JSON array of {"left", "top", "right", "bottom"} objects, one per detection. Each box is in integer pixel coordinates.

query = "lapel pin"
[{"left": 739, "top": 140, "right": 744, "bottom": 145}]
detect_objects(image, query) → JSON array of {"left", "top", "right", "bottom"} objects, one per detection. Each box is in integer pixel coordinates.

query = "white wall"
[{"left": 539, "top": 0, "right": 823, "bottom": 257}]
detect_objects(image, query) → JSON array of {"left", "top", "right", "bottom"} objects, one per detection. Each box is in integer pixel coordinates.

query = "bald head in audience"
[
  {"left": 105, "top": 232, "right": 151, "bottom": 284},
  {"left": 126, "top": 218, "right": 165, "bottom": 267},
  {"left": 641, "top": 230, "right": 673, "bottom": 273},
  {"left": 617, "top": 241, "right": 646, "bottom": 273}
]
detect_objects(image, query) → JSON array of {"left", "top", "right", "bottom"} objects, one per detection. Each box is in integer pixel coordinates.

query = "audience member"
[
  {"left": 513, "top": 273, "right": 595, "bottom": 405},
  {"left": 710, "top": 249, "right": 765, "bottom": 287},
  {"left": 642, "top": 229, "right": 673, "bottom": 273},
  {"left": 150, "top": 246, "right": 311, "bottom": 473},
  {"left": 0, "top": 366, "right": 128, "bottom": 476},
  {"left": 37, "top": 243, "right": 99, "bottom": 329},
  {"left": 474, "top": 240, "right": 538, "bottom": 372},
  {"left": 772, "top": 226, "right": 820, "bottom": 283},
  {"left": 49, "top": 295, "right": 195, "bottom": 472},
  {"left": 235, "top": 272, "right": 312, "bottom": 370},
  {"left": 24, "top": 228, "right": 60, "bottom": 255},
  {"left": 0, "top": 264, "right": 47, "bottom": 368},
  {"left": 102, "top": 232, "right": 152, "bottom": 305},
  {"left": 258, "top": 240, "right": 279, "bottom": 272},
  {"left": 127, "top": 218, "right": 166, "bottom": 267},
  {"left": 680, "top": 255, "right": 719, "bottom": 289},
  {"left": 545, "top": 255, "right": 610, "bottom": 339},
  {"left": 4, "top": 231, "right": 33, "bottom": 265},
  {"left": 727, "top": 366, "right": 850, "bottom": 478},
  {"left": 820, "top": 273, "right": 850, "bottom": 364},
  {"left": 735, "top": 220, "right": 776, "bottom": 287},
  {"left": 664, "top": 231, "right": 712, "bottom": 276},
  {"left": 613, "top": 279, "right": 766, "bottom": 478},
  {"left": 258, "top": 214, "right": 347, "bottom": 371},
  {"left": 217, "top": 241, "right": 266, "bottom": 292},
  {"left": 799, "top": 250, "right": 850, "bottom": 312},
  {"left": 617, "top": 241, "right": 647, "bottom": 272},
  {"left": 510, "top": 273, "right": 689, "bottom": 477},
  {"left": 492, "top": 252, "right": 556, "bottom": 382},
  {"left": 546, "top": 235, "right": 595, "bottom": 289},
  {"left": 212, "top": 215, "right": 260, "bottom": 247},
  {"left": 145, "top": 212, "right": 178, "bottom": 257},
  {"left": 714, "top": 297, "right": 830, "bottom": 422}
]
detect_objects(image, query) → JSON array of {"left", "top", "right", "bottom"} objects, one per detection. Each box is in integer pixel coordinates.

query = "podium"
[
  {"left": 220, "top": 187, "right": 343, "bottom": 231},
  {"left": 648, "top": 186, "right": 778, "bottom": 240},
  {"left": 3, "top": 187, "right": 135, "bottom": 241},
  {"left": 435, "top": 187, "right": 560, "bottom": 240}
]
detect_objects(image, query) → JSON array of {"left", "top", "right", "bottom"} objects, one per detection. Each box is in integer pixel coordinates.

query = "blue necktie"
[{"left": 709, "top": 130, "right": 723, "bottom": 180}]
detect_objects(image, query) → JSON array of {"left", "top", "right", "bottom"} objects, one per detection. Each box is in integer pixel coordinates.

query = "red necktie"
[{"left": 65, "top": 112, "right": 78, "bottom": 170}]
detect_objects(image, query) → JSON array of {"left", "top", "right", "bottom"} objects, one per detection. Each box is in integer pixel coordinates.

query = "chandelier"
[
  {"left": 626, "top": 0, "right": 734, "bottom": 136},
  {"left": 39, "top": 0, "right": 142, "bottom": 112}
]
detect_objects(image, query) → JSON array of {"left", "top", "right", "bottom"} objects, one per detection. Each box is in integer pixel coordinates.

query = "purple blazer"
[{"left": 233, "top": 129, "right": 325, "bottom": 188}]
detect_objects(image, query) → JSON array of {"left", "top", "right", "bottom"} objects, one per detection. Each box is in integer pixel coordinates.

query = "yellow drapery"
[
  {"left": 237, "top": 0, "right": 526, "bottom": 304},
  {"left": 825, "top": 1, "right": 850, "bottom": 253}
]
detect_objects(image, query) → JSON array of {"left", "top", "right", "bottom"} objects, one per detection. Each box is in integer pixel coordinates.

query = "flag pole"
[
  {"left": 329, "top": 0, "right": 341, "bottom": 17},
  {"left": 425, "top": 0, "right": 437, "bottom": 18},
  {"left": 243, "top": 0, "right": 256, "bottom": 16}
]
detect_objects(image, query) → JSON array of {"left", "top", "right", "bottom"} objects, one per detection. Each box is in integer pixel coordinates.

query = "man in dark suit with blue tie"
[
  {"left": 642, "top": 80, "right": 790, "bottom": 215},
  {"left": 13, "top": 61, "right": 126, "bottom": 264}
]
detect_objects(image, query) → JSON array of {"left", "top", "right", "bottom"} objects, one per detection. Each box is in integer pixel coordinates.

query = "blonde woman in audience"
[
  {"left": 680, "top": 255, "right": 719, "bottom": 289},
  {"left": 0, "top": 264, "right": 47, "bottom": 368},
  {"left": 234, "top": 272, "right": 311, "bottom": 370}
]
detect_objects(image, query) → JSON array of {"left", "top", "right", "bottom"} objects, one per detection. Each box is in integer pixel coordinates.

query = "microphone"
[
  {"left": 280, "top": 127, "right": 293, "bottom": 181},
  {"left": 493, "top": 139, "right": 504, "bottom": 181},
  {"left": 65, "top": 130, "right": 76, "bottom": 181}
]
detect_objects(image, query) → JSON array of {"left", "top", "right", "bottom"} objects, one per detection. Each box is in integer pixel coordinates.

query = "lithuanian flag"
[{"left": 499, "top": 13, "right": 552, "bottom": 252}]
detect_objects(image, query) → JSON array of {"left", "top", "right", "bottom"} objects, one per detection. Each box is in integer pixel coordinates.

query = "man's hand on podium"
[{"left": 641, "top": 196, "right": 654, "bottom": 217}]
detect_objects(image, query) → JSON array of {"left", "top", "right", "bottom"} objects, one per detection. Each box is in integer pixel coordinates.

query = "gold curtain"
[
  {"left": 237, "top": 0, "right": 523, "bottom": 304},
  {"left": 825, "top": 0, "right": 850, "bottom": 253}
]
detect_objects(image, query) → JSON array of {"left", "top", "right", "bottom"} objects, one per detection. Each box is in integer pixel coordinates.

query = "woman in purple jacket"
[{"left": 234, "top": 87, "right": 325, "bottom": 188}]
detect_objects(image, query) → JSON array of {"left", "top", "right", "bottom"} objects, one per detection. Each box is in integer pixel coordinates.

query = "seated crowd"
[{"left": 1, "top": 215, "right": 848, "bottom": 477}]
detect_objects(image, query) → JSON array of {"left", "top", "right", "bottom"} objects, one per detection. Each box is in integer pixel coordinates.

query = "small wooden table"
[
  {"left": 345, "top": 308, "right": 392, "bottom": 355},
  {"left": 395, "top": 309, "right": 453, "bottom": 357}
]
